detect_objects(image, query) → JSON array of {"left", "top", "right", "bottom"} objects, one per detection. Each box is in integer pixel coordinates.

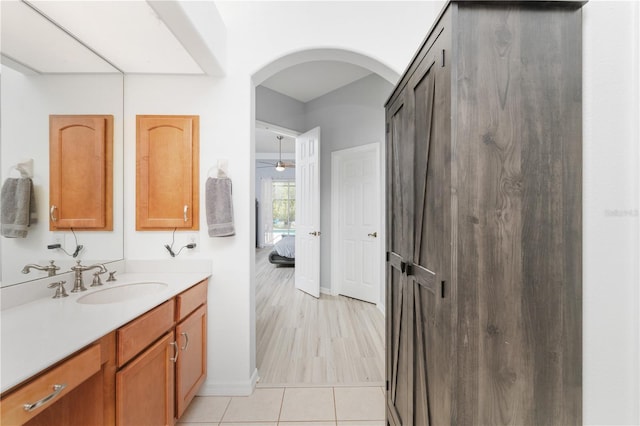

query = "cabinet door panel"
[
  {"left": 175, "top": 304, "right": 207, "bottom": 418},
  {"left": 116, "top": 332, "right": 175, "bottom": 426},
  {"left": 385, "top": 92, "right": 413, "bottom": 426},
  {"left": 136, "top": 115, "right": 199, "bottom": 230},
  {"left": 49, "top": 115, "right": 113, "bottom": 230}
]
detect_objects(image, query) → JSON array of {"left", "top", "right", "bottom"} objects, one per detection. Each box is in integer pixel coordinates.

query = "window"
[{"left": 272, "top": 180, "right": 295, "bottom": 238}]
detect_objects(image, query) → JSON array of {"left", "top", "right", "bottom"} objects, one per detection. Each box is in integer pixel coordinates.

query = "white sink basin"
[{"left": 76, "top": 282, "right": 168, "bottom": 304}]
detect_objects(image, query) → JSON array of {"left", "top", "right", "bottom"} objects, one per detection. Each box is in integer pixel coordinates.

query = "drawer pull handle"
[
  {"left": 50, "top": 205, "right": 58, "bottom": 222},
  {"left": 181, "top": 332, "right": 190, "bottom": 351},
  {"left": 170, "top": 341, "right": 179, "bottom": 362},
  {"left": 23, "top": 383, "right": 66, "bottom": 412},
  {"left": 183, "top": 205, "right": 188, "bottom": 222}
]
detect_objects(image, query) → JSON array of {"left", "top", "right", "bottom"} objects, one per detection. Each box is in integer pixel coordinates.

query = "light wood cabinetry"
[
  {"left": 0, "top": 279, "right": 208, "bottom": 426},
  {"left": 49, "top": 115, "right": 113, "bottom": 230},
  {"left": 0, "top": 334, "right": 116, "bottom": 426},
  {"left": 114, "top": 279, "right": 208, "bottom": 425},
  {"left": 175, "top": 300, "right": 207, "bottom": 417},
  {"left": 385, "top": 2, "right": 583, "bottom": 425},
  {"left": 116, "top": 332, "right": 176, "bottom": 426},
  {"left": 117, "top": 300, "right": 174, "bottom": 367},
  {"left": 136, "top": 115, "right": 199, "bottom": 230}
]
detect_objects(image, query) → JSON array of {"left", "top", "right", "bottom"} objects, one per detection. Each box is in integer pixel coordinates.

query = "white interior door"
[
  {"left": 332, "top": 144, "right": 380, "bottom": 304},
  {"left": 295, "top": 127, "right": 321, "bottom": 298}
]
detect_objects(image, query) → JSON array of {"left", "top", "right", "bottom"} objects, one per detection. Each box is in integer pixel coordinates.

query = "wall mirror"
[{"left": 0, "top": 1, "right": 124, "bottom": 288}]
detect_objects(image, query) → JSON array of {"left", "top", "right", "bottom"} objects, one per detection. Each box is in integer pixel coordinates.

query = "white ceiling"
[
  {"left": 1, "top": 1, "right": 372, "bottom": 160},
  {"left": 0, "top": 1, "right": 214, "bottom": 74},
  {"left": 261, "top": 61, "right": 372, "bottom": 103}
]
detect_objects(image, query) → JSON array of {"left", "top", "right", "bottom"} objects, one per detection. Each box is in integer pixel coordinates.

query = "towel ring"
[{"left": 208, "top": 159, "right": 229, "bottom": 179}]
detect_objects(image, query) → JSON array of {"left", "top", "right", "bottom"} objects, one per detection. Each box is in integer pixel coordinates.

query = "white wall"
[
  {"left": 0, "top": 68, "right": 124, "bottom": 287},
  {"left": 583, "top": 1, "right": 640, "bottom": 424}
]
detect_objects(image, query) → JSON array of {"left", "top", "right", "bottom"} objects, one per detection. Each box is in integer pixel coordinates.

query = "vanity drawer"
[
  {"left": 176, "top": 279, "right": 208, "bottom": 322},
  {"left": 0, "top": 344, "right": 101, "bottom": 425},
  {"left": 117, "top": 300, "right": 174, "bottom": 367}
]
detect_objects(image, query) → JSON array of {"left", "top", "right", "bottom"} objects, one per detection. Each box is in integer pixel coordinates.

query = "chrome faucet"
[
  {"left": 22, "top": 260, "right": 60, "bottom": 277},
  {"left": 70, "top": 261, "right": 107, "bottom": 293}
]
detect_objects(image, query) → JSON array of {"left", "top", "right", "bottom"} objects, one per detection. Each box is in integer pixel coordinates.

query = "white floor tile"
[
  {"left": 334, "top": 387, "right": 385, "bottom": 421},
  {"left": 337, "top": 421, "right": 385, "bottom": 426},
  {"left": 179, "top": 396, "right": 230, "bottom": 423},
  {"left": 221, "top": 423, "right": 277, "bottom": 426},
  {"left": 279, "top": 387, "right": 336, "bottom": 422},
  {"left": 222, "top": 388, "right": 284, "bottom": 422},
  {"left": 280, "top": 422, "right": 337, "bottom": 426}
]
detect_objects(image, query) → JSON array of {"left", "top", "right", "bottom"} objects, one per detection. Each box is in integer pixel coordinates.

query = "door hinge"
[
  {"left": 386, "top": 380, "right": 390, "bottom": 391},
  {"left": 385, "top": 122, "right": 390, "bottom": 133},
  {"left": 441, "top": 281, "right": 446, "bottom": 298},
  {"left": 386, "top": 251, "right": 390, "bottom": 262},
  {"left": 441, "top": 49, "right": 446, "bottom": 67}
]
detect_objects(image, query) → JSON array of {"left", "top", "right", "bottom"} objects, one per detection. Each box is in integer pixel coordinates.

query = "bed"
[{"left": 268, "top": 235, "right": 295, "bottom": 266}]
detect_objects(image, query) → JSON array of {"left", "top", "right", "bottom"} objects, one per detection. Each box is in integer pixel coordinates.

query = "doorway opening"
[{"left": 251, "top": 48, "right": 398, "bottom": 387}]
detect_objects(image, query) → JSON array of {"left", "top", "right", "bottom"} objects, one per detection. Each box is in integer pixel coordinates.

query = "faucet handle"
[
  {"left": 91, "top": 271, "right": 104, "bottom": 287},
  {"left": 107, "top": 271, "right": 117, "bottom": 282},
  {"left": 48, "top": 281, "right": 68, "bottom": 299}
]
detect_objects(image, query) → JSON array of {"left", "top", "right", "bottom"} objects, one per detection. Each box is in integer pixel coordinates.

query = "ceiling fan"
[{"left": 257, "top": 135, "right": 295, "bottom": 171}]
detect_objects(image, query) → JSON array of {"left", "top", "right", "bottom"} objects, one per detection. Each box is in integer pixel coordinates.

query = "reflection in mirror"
[{"left": 0, "top": 1, "right": 124, "bottom": 288}]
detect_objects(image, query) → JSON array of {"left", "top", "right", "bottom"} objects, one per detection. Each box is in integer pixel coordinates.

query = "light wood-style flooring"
[{"left": 256, "top": 248, "right": 385, "bottom": 386}]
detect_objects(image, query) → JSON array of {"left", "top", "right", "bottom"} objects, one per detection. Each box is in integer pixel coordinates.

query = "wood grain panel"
[
  {"left": 136, "top": 115, "right": 199, "bottom": 230},
  {"left": 176, "top": 279, "right": 208, "bottom": 322},
  {"left": 455, "top": 3, "right": 582, "bottom": 425},
  {"left": 49, "top": 115, "right": 113, "bottom": 230},
  {"left": 117, "top": 300, "right": 174, "bottom": 367},
  {"left": 116, "top": 332, "right": 175, "bottom": 426},
  {"left": 175, "top": 304, "right": 207, "bottom": 419},
  {"left": 0, "top": 345, "right": 101, "bottom": 425}
]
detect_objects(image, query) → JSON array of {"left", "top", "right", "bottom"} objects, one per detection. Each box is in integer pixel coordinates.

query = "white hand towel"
[{"left": 206, "top": 177, "right": 235, "bottom": 237}]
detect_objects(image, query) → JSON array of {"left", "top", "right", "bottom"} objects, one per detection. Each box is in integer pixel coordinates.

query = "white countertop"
[{"left": 0, "top": 271, "right": 210, "bottom": 393}]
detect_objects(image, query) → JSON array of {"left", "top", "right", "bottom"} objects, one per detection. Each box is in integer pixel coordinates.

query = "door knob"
[
  {"left": 309, "top": 231, "right": 321, "bottom": 236},
  {"left": 368, "top": 232, "right": 378, "bottom": 238}
]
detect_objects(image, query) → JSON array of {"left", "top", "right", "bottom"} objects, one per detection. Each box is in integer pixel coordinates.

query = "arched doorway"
[{"left": 250, "top": 48, "right": 399, "bottom": 387}]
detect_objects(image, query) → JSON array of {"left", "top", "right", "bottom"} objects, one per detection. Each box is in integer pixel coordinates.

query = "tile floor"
[{"left": 178, "top": 386, "right": 386, "bottom": 426}]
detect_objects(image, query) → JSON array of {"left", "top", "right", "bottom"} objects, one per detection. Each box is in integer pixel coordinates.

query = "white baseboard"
[
  {"left": 320, "top": 286, "right": 333, "bottom": 296},
  {"left": 197, "top": 368, "right": 258, "bottom": 396}
]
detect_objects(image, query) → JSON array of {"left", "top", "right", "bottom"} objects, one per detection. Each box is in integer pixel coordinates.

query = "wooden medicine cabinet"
[
  {"left": 49, "top": 115, "right": 113, "bottom": 230},
  {"left": 136, "top": 115, "right": 199, "bottom": 230}
]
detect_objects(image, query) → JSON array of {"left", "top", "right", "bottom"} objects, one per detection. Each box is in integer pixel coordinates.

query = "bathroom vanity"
[{"left": 0, "top": 273, "right": 209, "bottom": 426}]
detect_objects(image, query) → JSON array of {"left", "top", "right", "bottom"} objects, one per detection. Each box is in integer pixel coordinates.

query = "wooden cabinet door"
[
  {"left": 175, "top": 304, "right": 207, "bottom": 419},
  {"left": 408, "top": 37, "right": 452, "bottom": 426},
  {"left": 136, "top": 115, "right": 199, "bottom": 230},
  {"left": 385, "top": 90, "right": 413, "bottom": 426},
  {"left": 49, "top": 115, "right": 113, "bottom": 230},
  {"left": 116, "top": 332, "right": 175, "bottom": 426},
  {"left": 385, "top": 18, "right": 451, "bottom": 426}
]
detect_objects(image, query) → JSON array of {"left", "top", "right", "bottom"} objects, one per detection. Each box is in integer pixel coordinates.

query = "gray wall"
[
  {"left": 255, "top": 73, "right": 393, "bottom": 298},
  {"left": 256, "top": 85, "right": 306, "bottom": 132}
]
